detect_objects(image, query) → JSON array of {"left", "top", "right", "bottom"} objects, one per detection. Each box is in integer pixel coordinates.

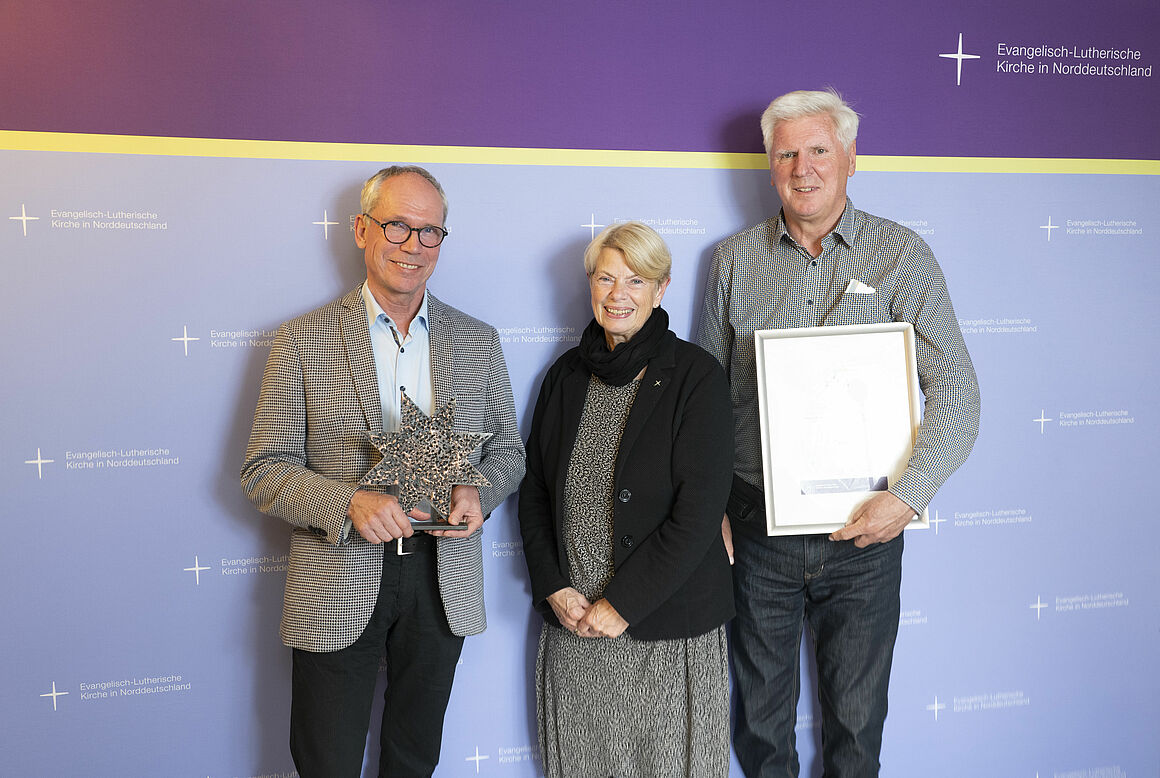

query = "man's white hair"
[{"left": 760, "top": 88, "right": 860, "bottom": 155}]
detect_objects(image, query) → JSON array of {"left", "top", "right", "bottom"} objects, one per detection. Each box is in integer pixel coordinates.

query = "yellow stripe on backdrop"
[{"left": 2, "top": 130, "right": 1158, "bottom": 175}]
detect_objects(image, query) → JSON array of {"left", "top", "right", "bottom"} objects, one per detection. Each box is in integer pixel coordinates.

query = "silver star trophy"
[{"left": 360, "top": 394, "right": 492, "bottom": 520}]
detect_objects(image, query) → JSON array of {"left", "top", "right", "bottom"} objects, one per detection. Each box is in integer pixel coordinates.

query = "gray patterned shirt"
[{"left": 696, "top": 198, "right": 980, "bottom": 514}]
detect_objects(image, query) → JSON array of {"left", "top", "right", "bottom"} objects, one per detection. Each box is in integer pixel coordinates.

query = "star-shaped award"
[{"left": 360, "top": 394, "right": 492, "bottom": 519}]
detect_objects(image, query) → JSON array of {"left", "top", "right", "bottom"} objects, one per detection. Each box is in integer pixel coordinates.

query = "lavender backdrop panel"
[{"left": 2, "top": 147, "right": 1157, "bottom": 777}]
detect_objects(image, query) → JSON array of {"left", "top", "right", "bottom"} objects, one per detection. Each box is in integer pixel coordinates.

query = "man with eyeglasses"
[{"left": 241, "top": 165, "right": 525, "bottom": 777}]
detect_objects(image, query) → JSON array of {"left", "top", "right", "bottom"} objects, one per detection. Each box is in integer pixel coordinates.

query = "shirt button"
[
  {"left": 806, "top": 300, "right": 813, "bottom": 306},
  {"left": 399, "top": 386, "right": 406, "bottom": 393},
  {"left": 618, "top": 489, "right": 631, "bottom": 502},
  {"left": 620, "top": 535, "right": 635, "bottom": 548},
  {"left": 811, "top": 260, "right": 817, "bottom": 267},
  {"left": 400, "top": 347, "right": 405, "bottom": 353}
]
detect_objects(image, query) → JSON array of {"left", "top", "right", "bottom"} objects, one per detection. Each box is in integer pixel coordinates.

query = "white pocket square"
[{"left": 844, "top": 279, "right": 876, "bottom": 294}]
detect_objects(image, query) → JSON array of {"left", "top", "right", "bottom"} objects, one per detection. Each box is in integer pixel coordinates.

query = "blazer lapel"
[
  {"left": 339, "top": 287, "right": 383, "bottom": 432},
  {"left": 555, "top": 360, "right": 590, "bottom": 512},
  {"left": 615, "top": 333, "right": 677, "bottom": 481},
  {"left": 427, "top": 293, "right": 453, "bottom": 409}
]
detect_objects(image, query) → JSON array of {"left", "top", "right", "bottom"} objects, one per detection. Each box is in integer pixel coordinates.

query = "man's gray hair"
[
  {"left": 360, "top": 165, "right": 449, "bottom": 223},
  {"left": 760, "top": 88, "right": 860, "bottom": 156}
]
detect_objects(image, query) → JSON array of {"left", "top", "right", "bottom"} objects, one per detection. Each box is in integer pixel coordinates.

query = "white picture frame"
[{"left": 754, "top": 322, "right": 928, "bottom": 536}]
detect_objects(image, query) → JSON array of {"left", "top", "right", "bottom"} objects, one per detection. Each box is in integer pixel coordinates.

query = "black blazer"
[{"left": 518, "top": 329, "right": 735, "bottom": 640}]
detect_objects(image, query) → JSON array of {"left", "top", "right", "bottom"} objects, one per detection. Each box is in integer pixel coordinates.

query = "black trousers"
[{"left": 289, "top": 539, "right": 465, "bottom": 778}]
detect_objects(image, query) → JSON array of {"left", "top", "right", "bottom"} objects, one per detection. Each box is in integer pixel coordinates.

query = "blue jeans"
[{"left": 731, "top": 521, "right": 903, "bottom": 778}]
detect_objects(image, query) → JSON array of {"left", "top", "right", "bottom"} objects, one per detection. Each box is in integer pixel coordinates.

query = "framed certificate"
[{"left": 754, "top": 322, "right": 928, "bottom": 536}]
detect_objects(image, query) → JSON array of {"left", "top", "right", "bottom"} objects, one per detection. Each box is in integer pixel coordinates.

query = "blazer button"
[
  {"left": 618, "top": 489, "right": 631, "bottom": 502},
  {"left": 620, "top": 535, "right": 634, "bottom": 548}
]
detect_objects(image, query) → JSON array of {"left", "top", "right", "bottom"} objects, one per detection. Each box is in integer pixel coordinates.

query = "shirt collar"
[
  {"left": 774, "top": 196, "right": 856, "bottom": 249},
  {"left": 361, "top": 282, "right": 429, "bottom": 336}
]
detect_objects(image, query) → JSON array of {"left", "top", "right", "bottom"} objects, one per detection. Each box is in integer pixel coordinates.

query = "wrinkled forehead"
[
  {"left": 771, "top": 113, "right": 841, "bottom": 150},
  {"left": 370, "top": 174, "right": 446, "bottom": 223},
  {"left": 592, "top": 247, "right": 631, "bottom": 274}
]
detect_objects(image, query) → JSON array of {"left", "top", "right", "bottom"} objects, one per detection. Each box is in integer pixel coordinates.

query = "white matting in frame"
[{"left": 754, "top": 322, "right": 928, "bottom": 536}]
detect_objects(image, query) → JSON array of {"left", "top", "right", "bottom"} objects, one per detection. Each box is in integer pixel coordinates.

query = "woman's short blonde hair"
[{"left": 583, "top": 221, "right": 672, "bottom": 283}]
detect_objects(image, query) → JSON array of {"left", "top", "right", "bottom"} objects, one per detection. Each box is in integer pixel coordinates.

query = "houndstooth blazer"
[{"left": 240, "top": 286, "right": 525, "bottom": 650}]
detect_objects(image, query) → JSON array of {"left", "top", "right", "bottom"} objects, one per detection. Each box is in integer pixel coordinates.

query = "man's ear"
[{"left": 354, "top": 213, "right": 369, "bottom": 249}]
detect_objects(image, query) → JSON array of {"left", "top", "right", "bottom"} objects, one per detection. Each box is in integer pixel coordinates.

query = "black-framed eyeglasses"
[{"left": 363, "top": 213, "right": 448, "bottom": 248}]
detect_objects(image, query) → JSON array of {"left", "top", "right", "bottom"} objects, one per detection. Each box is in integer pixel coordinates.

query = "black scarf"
[{"left": 577, "top": 307, "right": 669, "bottom": 386}]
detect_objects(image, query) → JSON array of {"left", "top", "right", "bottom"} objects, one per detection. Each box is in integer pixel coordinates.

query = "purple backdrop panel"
[{"left": 1, "top": 0, "right": 1157, "bottom": 158}]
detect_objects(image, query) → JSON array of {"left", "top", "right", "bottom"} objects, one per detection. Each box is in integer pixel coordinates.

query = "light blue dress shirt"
[{"left": 361, "top": 282, "right": 433, "bottom": 432}]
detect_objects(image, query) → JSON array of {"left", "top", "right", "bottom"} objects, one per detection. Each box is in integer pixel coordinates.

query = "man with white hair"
[{"left": 697, "top": 90, "right": 980, "bottom": 776}]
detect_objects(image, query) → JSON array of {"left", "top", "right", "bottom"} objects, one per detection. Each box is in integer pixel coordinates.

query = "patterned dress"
[{"left": 535, "top": 376, "right": 729, "bottom": 778}]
